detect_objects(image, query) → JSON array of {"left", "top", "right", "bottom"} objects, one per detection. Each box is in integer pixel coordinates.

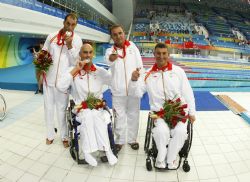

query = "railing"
[{"left": 127, "top": 21, "right": 133, "bottom": 40}]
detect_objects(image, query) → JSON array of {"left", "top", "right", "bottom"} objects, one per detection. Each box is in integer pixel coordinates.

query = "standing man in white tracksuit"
[
  {"left": 130, "top": 43, "right": 196, "bottom": 169},
  {"left": 105, "top": 25, "right": 143, "bottom": 151},
  {"left": 42, "top": 13, "right": 82, "bottom": 147},
  {"left": 57, "top": 44, "right": 118, "bottom": 167}
]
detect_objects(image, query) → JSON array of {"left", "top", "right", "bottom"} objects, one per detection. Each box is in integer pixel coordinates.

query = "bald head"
[
  {"left": 82, "top": 43, "right": 92, "bottom": 50},
  {"left": 79, "top": 43, "right": 94, "bottom": 61}
]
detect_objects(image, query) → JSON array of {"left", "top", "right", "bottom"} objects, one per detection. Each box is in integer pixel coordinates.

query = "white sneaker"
[
  {"left": 167, "top": 162, "right": 177, "bottom": 169},
  {"left": 106, "top": 151, "right": 118, "bottom": 165},
  {"left": 155, "top": 161, "right": 166, "bottom": 169},
  {"left": 84, "top": 153, "right": 98, "bottom": 167}
]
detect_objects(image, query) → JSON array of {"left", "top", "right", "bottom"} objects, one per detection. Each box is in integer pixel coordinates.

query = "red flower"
[
  {"left": 180, "top": 111, "right": 186, "bottom": 116},
  {"left": 168, "top": 100, "right": 174, "bottom": 104},
  {"left": 33, "top": 50, "right": 53, "bottom": 72},
  {"left": 172, "top": 115, "right": 180, "bottom": 121},
  {"left": 181, "top": 118, "right": 187, "bottom": 123},
  {"left": 157, "top": 97, "right": 189, "bottom": 129},
  {"left": 171, "top": 120, "right": 177, "bottom": 128},
  {"left": 81, "top": 101, "right": 88, "bottom": 109},
  {"left": 180, "top": 104, "right": 188, "bottom": 109},
  {"left": 176, "top": 98, "right": 181, "bottom": 103},
  {"left": 76, "top": 93, "right": 106, "bottom": 111},
  {"left": 156, "top": 108, "right": 165, "bottom": 118},
  {"left": 77, "top": 101, "right": 88, "bottom": 113}
]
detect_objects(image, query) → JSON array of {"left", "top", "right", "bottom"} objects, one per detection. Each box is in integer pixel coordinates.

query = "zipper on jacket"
[
  {"left": 123, "top": 58, "right": 128, "bottom": 96},
  {"left": 161, "top": 71, "right": 167, "bottom": 100},
  {"left": 87, "top": 73, "right": 90, "bottom": 94},
  {"left": 55, "top": 46, "right": 64, "bottom": 88}
]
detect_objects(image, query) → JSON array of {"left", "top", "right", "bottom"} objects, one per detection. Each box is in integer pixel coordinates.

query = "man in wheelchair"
[
  {"left": 57, "top": 43, "right": 118, "bottom": 167},
  {"left": 129, "top": 43, "right": 196, "bottom": 169}
]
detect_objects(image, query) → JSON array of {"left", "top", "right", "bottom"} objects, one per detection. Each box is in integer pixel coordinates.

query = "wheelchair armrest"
[
  {"left": 103, "top": 105, "right": 111, "bottom": 115},
  {"left": 70, "top": 99, "right": 75, "bottom": 108},
  {"left": 149, "top": 112, "right": 159, "bottom": 119},
  {"left": 72, "top": 116, "right": 81, "bottom": 127}
]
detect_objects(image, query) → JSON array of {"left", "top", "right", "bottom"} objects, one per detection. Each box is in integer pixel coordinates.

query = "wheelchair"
[
  {"left": 0, "top": 92, "right": 7, "bottom": 121},
  {"left": 144, "top": 112, "right": 193, "bottom": 172},
  {"left": 66, "top": 100, "right": 117, "bottom": 165}
]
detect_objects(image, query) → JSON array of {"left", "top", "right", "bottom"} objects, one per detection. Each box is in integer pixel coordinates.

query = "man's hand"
[
  {"left": 189, "top": 115, "right": 196, "bottom": 124},
  {"left": 109, "top": 52, "right": 118, "bottom": 62},
  {"left": 65, "top": 36, "right": 73, "bottom": 49},
  {"left": 131, "top": 68, "right": 140, "bottom": 81},
  {"left": 76, "top": 60, "right": 86, "bottom": 70},
  {"left": 71, "top": 60, "right": 87, "bottom": 76}
]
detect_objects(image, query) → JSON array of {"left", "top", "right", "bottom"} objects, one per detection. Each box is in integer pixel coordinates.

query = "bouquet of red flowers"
[
  {"left": 151, "top": 97, "right": 188, "bottom": 129},
  {"left": 75, "top": 93, "right": 106, "bottom": 112},
  {"left": 33, "top": 50, "right": 53, "bottom": 72}
]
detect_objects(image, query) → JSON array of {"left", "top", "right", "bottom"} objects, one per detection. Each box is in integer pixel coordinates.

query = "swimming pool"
[
  {"left": 93, "top": 56, "right": 250, "bottom": 92},
  {"left": 175, "top": 58, "right": 250, "bottom": 91}
]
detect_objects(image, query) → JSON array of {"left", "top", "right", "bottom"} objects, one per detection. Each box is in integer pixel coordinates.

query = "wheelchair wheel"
[
  {"left": 182, "top": 160, "right": 190, "bottom": 172},
  {"left": 144, "top": 113, "right": 154, "bottom": 153},
  {"left": 179, "top": 139, "right": 189, "bottom": 158},
  {"left": 146, "top": 158, "right": 152, "bottom": 171},
  {"left": 0, "top": 94, "right": 7, "bottom": 121},
  {"left": 70, "top": 138, "right": 75, "bottom": 147},
  {"left": 152, "top": 140, "right": 158, "bottom": 159},
  {"left": 70, "top": 147, "right": 76, "bottom": 160}
]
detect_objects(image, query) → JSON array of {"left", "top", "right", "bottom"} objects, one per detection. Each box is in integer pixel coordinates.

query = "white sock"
[
  {"left": 167, "top": 161, "right": 177, "bottom": 169},
  {"left": 155, "top": 160, "right": 166, "bottom": 168},
  {"left": 106, "top": 150, "right": 118, "bottom": 165},
  {"left": 84, "top": 153, "right": 98, "bottom": 167}
]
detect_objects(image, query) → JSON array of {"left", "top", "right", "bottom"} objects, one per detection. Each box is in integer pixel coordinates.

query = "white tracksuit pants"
[
  {"left": 43, "top": 85, "right": 69, "bottom": 141},
  {"left": 152, "top": 118, "right": 188, "bottom": 164},
  {"left": 112, "top": 96, "right": 140, "bottom": 144},
  {"left": 76, "top": 109, "right": 112, "bottom": 153}
]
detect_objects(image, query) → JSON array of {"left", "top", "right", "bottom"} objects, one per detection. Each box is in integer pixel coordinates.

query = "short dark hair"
[
  {"left": 64, "top": 13, "right": 78, "bottom": 22},
  {"left": 154, "top": 43, "right": 167, "bottom": 50},
  {"left": 109, "top": 24, "right": 124, "bottom": 34},
  {"left": 83, "top": 41, "right": 93, "bottom": 46}
]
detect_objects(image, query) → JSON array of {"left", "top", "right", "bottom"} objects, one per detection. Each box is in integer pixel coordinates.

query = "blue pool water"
[
  {"left": 93, "top": 56, "right": 250, "bottom": 92},
  {"left": 1, "top": 56, "right": 247, "bottom": 92}
]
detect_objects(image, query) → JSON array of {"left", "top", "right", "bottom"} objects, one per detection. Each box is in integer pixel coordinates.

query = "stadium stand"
[
  {"left": 132, "top": 3, "right": 250, "bottom": 54},
  {"left": 0, "top": 0, "right": 110, "bottom": 34}
]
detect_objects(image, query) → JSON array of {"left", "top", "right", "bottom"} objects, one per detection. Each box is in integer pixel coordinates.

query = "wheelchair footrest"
[
  {"left": 100, "top": 156, "right": 108, "bottom": 163},
  {"left": 78, "top": 159, "right": 88, "bottom": 165}
]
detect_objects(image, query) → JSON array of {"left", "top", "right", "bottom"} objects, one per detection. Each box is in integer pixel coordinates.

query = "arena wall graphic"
[{"left": 0, "top": 34, "right": 43, "bottom": 68}]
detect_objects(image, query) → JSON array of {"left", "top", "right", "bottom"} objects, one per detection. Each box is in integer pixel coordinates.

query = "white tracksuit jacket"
[
  {"left": 57, "top": 64, "right": 114, "bottom": 153},
  {"left": 129, "top": 62, "right": 196, "bottom": 165},
  {"left": 42, "top": 31, "right": 82, "bottom": 141},
  {"left": 105, "top": 41, "right": 143, "bottom": 144}
]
